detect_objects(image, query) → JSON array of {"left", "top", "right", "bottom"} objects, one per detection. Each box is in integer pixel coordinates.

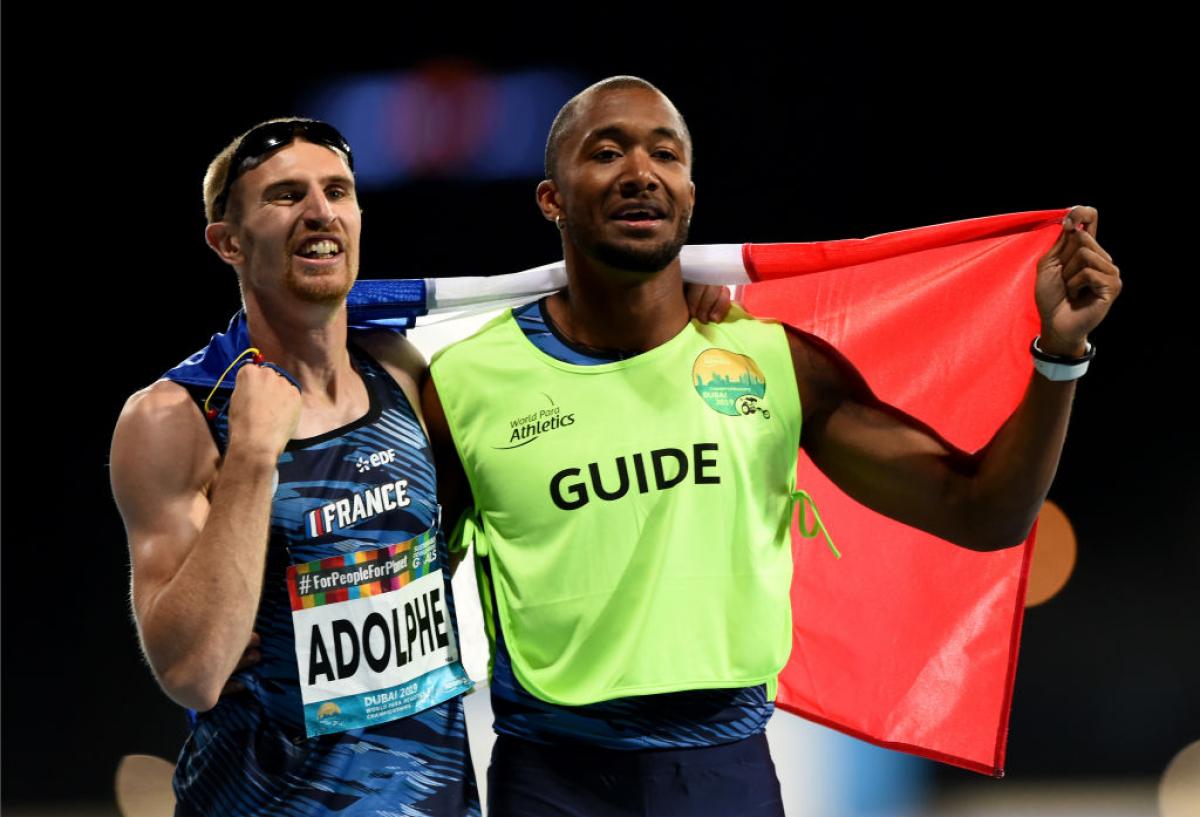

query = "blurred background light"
[
  {"left": 114, "top": 755, "right": 175, "bottom": 817},
  {"left": 304, "top": 63, "right": 584, "bottom": 188},
  {"left": 1159, "top": 739, "right": 1200, "bottom": 817},
  {"left": 1025, "top": 500, "right": 1078, "bottom": 607}
]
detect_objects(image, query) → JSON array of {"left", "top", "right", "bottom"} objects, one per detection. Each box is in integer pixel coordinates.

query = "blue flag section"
[{"left": 163, "top": 280, "right": 430, "bottom": 392}]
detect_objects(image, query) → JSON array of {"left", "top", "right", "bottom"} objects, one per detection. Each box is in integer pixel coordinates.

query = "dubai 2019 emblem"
[
  {"left": 692, "top": 349, "right": 770, "bottom": 419},
  {"left": 316, "top": 701, "right": 343, "bottom": 727}
]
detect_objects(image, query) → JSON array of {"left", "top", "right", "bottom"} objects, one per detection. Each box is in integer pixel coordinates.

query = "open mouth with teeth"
[
  {"left": 610, "top": 206, "right": 668, "bottom": 235},
  {"left": 612, "top": 207, "right": 665, "bottom": 223},
  {"left": 297, "top": 239, "right": 343, "bottom": 260}
]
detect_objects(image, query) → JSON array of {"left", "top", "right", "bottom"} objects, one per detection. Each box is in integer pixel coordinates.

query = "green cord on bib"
[{"left": 792, "top": 490, "right": 840, "bottom": 559}]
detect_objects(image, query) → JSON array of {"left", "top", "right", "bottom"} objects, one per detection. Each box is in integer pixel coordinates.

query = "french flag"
[
  {"left": 307, "top": 508, "right": 327, "bottom": 539},
  {"left": 358, "top": 209, "right": 1066, "bottom": 775}
]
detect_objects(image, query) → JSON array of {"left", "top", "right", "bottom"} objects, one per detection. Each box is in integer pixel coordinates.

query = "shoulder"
[
  {"left": 111, "top": 380, "right": 220, "bottom": 507},
  {"left": 699, "top": 304, "right": 793, "bottom": 362},
  {"left": 115, "top": 379, "right": 208, "bottom": 445},
  {"left": 355, "top": 330, "right": 427, "bottom": 381},
  {"left": 353, "top": 330, "right": 428, "bottom": 426},
  {"left": 730, "top": 303, "right": 869, "bottom": 426},
  {"left": 428, "top": 310, "right": 516, "bottom": 369},
  {"left": 783, "top": 325, "right": 876, "bottom": 437},
  {"left": 711, "top": 304, "right": 786, "bottom": 337}
]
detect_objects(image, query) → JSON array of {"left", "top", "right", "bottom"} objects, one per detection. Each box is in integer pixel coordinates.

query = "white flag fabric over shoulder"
[{"left": 351, "top": 245, "right": 747, "bottom": 331}]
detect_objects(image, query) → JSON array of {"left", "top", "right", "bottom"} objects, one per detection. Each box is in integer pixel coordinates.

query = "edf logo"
[{"left": 356, "top": 448, "right": 398, "bottom": 473}]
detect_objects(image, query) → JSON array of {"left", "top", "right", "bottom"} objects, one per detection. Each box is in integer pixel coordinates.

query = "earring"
[{"left": 555, "top": 215, "right": 565, "bottom": 231}]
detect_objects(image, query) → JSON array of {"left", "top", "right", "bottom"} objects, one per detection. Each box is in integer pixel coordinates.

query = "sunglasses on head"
[{"left": 214, "top": 119, "right": 354, "bottom": 219}]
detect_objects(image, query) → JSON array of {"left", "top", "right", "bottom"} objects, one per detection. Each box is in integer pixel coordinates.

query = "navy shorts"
[{"left": 487, "top": 732, "right": 786, "bottom": 817}]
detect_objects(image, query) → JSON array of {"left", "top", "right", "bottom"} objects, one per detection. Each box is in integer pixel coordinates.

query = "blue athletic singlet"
[
  {"left": 173, "top": 343, "right": 480, "bottom": 817},
  {"left": 480, "top": 301, "right": 775, "bottom": 750}
]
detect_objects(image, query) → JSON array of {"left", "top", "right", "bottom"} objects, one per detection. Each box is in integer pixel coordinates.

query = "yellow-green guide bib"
[{"left": 431, "top": 306, "right": 801, "bottom": 705}]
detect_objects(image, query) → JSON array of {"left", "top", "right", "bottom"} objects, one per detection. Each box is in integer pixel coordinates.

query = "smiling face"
[
  {"left": 221, "top": 139, "right": 361, "bottom": 307},
  {"left": 545, "top": 87, "right": 695, "bottom": 274}
]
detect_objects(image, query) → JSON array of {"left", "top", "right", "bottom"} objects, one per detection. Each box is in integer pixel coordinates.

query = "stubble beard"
[
  {"left": 240, "top": 233, "right": 357, "bottom": 308},
  {"left": 283, "top": 249, "right": 358, "bottom": 306},
  {"left": 567, "top": 210, "right": 691, "bottom": 274},
  {"left": 286, "top": 267, "right": 355, "bottom": 305}
]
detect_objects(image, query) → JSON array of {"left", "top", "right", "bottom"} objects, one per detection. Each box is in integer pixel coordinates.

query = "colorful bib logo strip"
[
  {"left": 693, "top": 349, "right": 770, "bottom": 418},
  {"left": 286, "top": 529, "right": 473, "bottom": 737}
]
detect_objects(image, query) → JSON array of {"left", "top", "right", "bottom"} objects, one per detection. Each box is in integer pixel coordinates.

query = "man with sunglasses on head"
[
  {"left": 110, "top": 117, "right": 730, "bottom": 817},
  {"left": 110, "top": 119, "right": 481, "bottom": 817}
]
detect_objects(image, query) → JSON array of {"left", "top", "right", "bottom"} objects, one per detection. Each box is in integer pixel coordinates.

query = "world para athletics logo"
[{"left": 692, "top": 349, "right": 770, "bottom": 419}]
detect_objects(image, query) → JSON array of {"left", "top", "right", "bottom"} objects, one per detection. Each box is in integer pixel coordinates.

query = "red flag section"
[{"left": 740, "top": 209, "right": 1069, "bottom": 776}]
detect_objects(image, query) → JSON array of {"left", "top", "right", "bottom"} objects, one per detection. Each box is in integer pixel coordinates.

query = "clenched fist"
[
  {"left": 1035, "top": 205, "right": 1122, "bottom": 357},
  {"left": 226, "top": 362, "right": 302, "bottom": 460}
]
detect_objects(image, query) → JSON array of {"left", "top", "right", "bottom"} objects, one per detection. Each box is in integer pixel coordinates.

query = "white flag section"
[
  {"left": 671, "top": 244, "right": 750, "bottom": 285},
  {"left": 409, "top": 244, "right": 747, "bottom": 682},
  {"left": 418, "top": 244, "right": 748, "bottom": 322},
  {"left": 424, "top": 261, "right": 563, "bottom": 316},
  {"left": 409, "top": 307, "right": 516, "bottom": 357}
]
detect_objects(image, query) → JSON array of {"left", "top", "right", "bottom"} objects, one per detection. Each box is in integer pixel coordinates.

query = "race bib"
[{"left": 286, "top": 529, "right": 473, "bottom": 737}]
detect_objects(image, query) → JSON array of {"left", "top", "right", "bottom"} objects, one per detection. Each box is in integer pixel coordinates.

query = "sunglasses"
[{"left": 213, "top": 119, "right": 354, "bottom": 220}]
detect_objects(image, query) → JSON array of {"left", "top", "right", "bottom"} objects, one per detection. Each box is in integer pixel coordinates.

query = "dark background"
[{"left": 3, "top": 18, "right": 1196, "bottom": 807}]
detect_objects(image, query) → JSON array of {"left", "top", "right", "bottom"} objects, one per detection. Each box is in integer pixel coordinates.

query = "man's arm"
[
  {"left": 111, "top": 364, "right": 300, "bottom": 711},
  {"left": 794, "top": 206, "right": 1121, "bottom": 552},
  {"left": 419, "top": 373, "right": 474, "bottom": 572}
]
